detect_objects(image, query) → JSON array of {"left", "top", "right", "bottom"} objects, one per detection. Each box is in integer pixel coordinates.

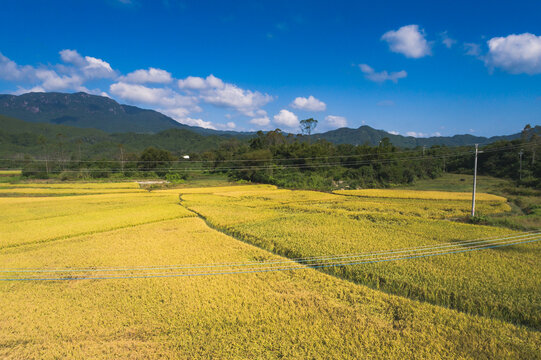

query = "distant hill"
[
  {"left": 0, "top": 92, "right": 538, "bottom": 149},
  {"left": 0, "top": 92, "right": 236, "bottom": 135},
  {"left": 313, "top": 125, "right": 539, "bottom": 148},
  {"left": 0, "top": 114, "right": 234, "bottom": 160}
]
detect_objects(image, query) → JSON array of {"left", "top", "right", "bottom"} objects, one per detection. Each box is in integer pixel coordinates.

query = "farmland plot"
[
  {"left": 180, "top": 186, "right": 541, "bottom": 329},
  {"left": 0, "top": 183, "right": 539, "bottom": 359}
]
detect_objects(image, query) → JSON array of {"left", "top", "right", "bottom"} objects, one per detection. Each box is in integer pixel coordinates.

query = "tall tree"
[
  {"left": 300, "top": 118, "right": 318, "bottom": 144},
  {"left": 38, "top": 135, "right": 49, "bottom": 175}
]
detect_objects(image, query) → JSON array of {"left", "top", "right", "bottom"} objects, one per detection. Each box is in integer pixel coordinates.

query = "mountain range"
[{"left": 0, "top": 92, "right": 537, "bottom": 148}]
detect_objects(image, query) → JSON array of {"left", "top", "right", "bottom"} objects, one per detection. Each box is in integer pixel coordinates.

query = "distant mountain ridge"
[
  {"left": 313, "top": 126, "right": 538, "bottom": 148},
  {"left": 0, "top": 92, "right": 226, "bottom": 135},
  {"left": 0, "top": 92, "right": 537, "bottom": 148}
]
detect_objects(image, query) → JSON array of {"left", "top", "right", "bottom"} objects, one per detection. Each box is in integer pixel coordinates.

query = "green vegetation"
[
  {"left": 0, "top": 114, "right": 234, "bottom": 163},
  {"left": 397, "top": 173, "right": 541, "bottom": 230}
]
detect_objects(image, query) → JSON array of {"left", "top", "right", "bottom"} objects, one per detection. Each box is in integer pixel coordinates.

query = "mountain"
[
  {"left": 313, "top": 125, "right": 539, "bottom": 148},
  {"left": 0, "top": 114, "right": 233, "bottom": 160},
  {"left": 0, "top": 92, "right": 537, "bottom": 149},
  {"left": 0, "top": 92, "right": 233, "bottom": 135}
]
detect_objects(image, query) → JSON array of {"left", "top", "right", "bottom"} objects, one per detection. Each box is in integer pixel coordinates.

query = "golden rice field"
[
  {"left": 334, "top": 188, "right": 507, "bottom": 201},
  {"left": 0, "top": 182, "right": 539, "bottom": 358},
  {"left": 0, "top": 169, "right": 22, "bottom": 176},
  {"left": 179, "top": 186, "right": 540, "bottom": 329}
]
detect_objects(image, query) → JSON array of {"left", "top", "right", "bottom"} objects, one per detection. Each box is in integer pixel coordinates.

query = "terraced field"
[{"left": 0, "top": 182, "right": 539, "bottom": 358}]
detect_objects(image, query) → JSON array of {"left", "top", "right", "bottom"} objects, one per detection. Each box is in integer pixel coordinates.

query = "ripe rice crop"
[
  {"left": 0, "top": 169, "right": 22, "bottom": 175},
  {"left": 334, "top": 188, "right": 507, "bottom": 201},
  {"left": 1, "top": 186, "right": 540, "bottom": 358},
  {"left": 181, "top": 186, "right": 539, "bottom": 329},
  {"left": 0, "top": 192, "right": 193, "bottom": 249}
]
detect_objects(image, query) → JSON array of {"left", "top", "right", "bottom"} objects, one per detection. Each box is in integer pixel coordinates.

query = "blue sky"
[{"left": 0, "top": 0, "right": 540, "bottom": 136}]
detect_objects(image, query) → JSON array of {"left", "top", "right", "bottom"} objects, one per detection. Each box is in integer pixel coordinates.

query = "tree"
[
  {"left": 56, "top": 133, "right": 65, "bottom": 169},
  {"left": 300, "top": 118, "right": 318, "bottom": 143},
  {"left": 38, "top": 135, "right": 49, "bottom": 175},
  {"left": 137, "top": 147, "right": 176, "bottom": 176},
  {"left": 522, "top": 124, "right": 532, "bottom": 141}
]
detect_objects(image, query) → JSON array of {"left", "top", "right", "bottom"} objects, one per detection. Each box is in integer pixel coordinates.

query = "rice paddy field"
[{"left": 0, "top": 181, "right": 540, "bottom": 359}]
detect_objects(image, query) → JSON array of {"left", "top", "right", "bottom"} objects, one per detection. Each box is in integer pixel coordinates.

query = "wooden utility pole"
[{"left": 471, "top": 144, "right": 479, "bottom": 217}]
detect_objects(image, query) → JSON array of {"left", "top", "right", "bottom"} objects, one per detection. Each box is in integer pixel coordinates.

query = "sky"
[{"left": 0, "top": 0, "right": 540, "bottom": 137}]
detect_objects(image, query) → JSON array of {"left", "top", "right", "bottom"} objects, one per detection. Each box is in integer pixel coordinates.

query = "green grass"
[
  {"left": 397, "top": 173, "right": 541, "bottom": 231},
  {"left": 396, "top": 173, "right": 513, "bottom": 193}
]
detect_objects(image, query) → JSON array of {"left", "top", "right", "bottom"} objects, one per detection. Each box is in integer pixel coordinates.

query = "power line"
[
  {"left": 1, "top": 231, "right": 537, "bottom": 273},
  {"left": 4, "top": 231, "right": 536, "bottom": 273},
  {"left": 1, "top": 236, "right": 539, "bottom": 281},
  {"left": 1, "top": 139, "right": 539, "bottom": 164},
  {"left": 0, "top": 148, "right": 507, "bottom": 173}
]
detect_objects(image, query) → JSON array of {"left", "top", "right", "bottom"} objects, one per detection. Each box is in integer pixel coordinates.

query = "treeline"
[
  {"left": 445, "top": 125, "right": 540, "bottom": 187},
  {"left": 198, "top": 130, "right": 444, "bottom": 190},
  {"left": 7, "top": 121, "right": 540, "bottom": 190},
  {"left": 200, "top": 126, "right": 540, "bottom": 190}
]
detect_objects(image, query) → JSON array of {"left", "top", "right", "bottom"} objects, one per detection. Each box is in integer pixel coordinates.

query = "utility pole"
[
  {"left": 471, "top": 144, "right": 481, "bottom": 217},
  {"left": 422, "top": 145, "right": 426, "bottom": 156},
  {"left": 119, "top": 144, "right": 125, "bottom": 172},
  {"left": 519, "top": 149, "right": 524, "bottom": 181}
]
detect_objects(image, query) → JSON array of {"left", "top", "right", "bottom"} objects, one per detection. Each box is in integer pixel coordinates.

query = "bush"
[{"left": 165, "top": 171, "right": 188, "bottom": 183}]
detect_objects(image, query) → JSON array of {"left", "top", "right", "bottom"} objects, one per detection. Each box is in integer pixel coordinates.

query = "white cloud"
[
  {"left": 325, "top": 115, "right": 347, "bottom": 128},
  {"left": 485, "top": 33, "right": 541, "bottom": 74},
  {"left": 59, "top": 49, "right": 115, "bottom": 79},
  {"left": 381, "top": 25, "right": 431, "bottom": 58},
  {"left": 0, "top": 50, "right": 116, "bottom": 94},
  {"left": 250, "top": 116, "right": 271, "bottom": 126},
  {"left": 1, "top": 49, "right": 281, "bottom": 131},
  {"left": 440, "top": 31, "right": 456, "bottom": 49},
  {"left": 158, "top": 107, "right": 191, "bottom": 119},
  {"left": 432, "top": 132, "right": 442, "bottom": 137},
  {"left": 120, "top": 67, "right": 172, "bottom": 84},
  {"left": 181, "top": 117, "right": 216, "bottom": 129},
  {"left": 216, "top": 121, "right": 237, "bottom": 130},
  {"left": 291, "top": 95, "right": 326, "bottom": 111},
  {"left": 0, "top": 53, "right": 72, "bottom": 87},
  {"left": 359, "top": 64, "right": 407, "bottom": 83},
  {"left": 84, "top": 56, "right": 115, "bottom": 78},
  {"left": 13, "top": 86, "right": 46, "bottom": 95},
  {"left": 178, "top": 74, "right": 224, "bottom": 90},
  {"left": 158, "top": 107, "right": 215, "bottom": 129},
  {"left": 201, "top": 83, "right": 272, "bottom": 116},
  {"left": 388, "top": 130, "right": 400, "bottom": 135},
  {"left": 34, "top": 69, "right": 84, "bottom": 91},
  {"left": 109, "top": 82, "right": 197, "bottom": 109},
  {"left": 273, "top": 109, "right": 298, "bottom": 128},
  {"left": 405, "top": 131, "right": 428, "bottom": 137},
  {"left": 59, "top": 49, "right": 85, "bottom": 67},
  {"left": 178, "top": 74, "right": 272, "bottom": 116},
  {"left": 0, "top": 53, "right": 30, "bottom": 81},
  {"left": 464, "top": 43, "right": 482, "bottom": 57}
]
